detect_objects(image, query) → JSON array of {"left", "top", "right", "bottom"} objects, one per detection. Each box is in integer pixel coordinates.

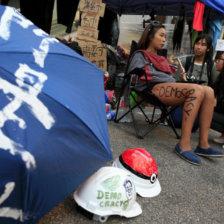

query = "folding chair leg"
[
  {"left": 139, "top": 106, "right": 180, "bottom": 139},
  {"left": 130, "top": 106, "right": 143, "bottom": 139},
  {"left": 127, "top": 94, "right": 154, "bottom": 139},
  {"left": 131, "top": 92, "right": 151, "bottom": 123},
  {"left": 130, "top": 103, "right": 162, "bottom": 139},
  {"left": 140, "top": 120, "right": 162, "bottom": 139},
  {"left": 115, "top": 95, "right": 145, "bottom": 123},
  {"left": 151, "top": 106, "right": 156, "bottom": 123},
  {"left": 115, "top": 90, "right": 180, "bottom": 139},
  {"left": 114, "top": 89, "right": 123, "bottom": 123}
]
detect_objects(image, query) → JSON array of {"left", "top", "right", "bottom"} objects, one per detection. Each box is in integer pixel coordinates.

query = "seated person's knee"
[
  {"left": 204, "top": 86, "right": 215, "bottom": 99},
  {"left": 193, "top": 84, "right": 205, "bottom": 100}
]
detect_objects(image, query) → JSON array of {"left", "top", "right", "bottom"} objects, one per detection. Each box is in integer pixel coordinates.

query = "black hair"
[{"left": 137, "top": 22, "right": 165, "bottom": 50}]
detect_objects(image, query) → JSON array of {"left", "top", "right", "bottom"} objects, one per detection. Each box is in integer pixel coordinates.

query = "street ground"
[{"left": 39, "top": 107, "right": 224, "bottom": 224}]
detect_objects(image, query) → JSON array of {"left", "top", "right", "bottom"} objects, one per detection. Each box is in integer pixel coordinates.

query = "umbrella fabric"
[{"left": 0, "top": 5, "right": 112, "bottom": 224}]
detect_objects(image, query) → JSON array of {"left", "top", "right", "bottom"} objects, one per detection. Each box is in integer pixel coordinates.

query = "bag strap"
[{"left": 184, "top": 56, "right": 193, "bottom": 73}]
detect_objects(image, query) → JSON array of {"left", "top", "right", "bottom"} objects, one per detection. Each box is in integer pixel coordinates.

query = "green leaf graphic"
[{"left": 101, "top": 175, "right": 120, "bottom": 191}]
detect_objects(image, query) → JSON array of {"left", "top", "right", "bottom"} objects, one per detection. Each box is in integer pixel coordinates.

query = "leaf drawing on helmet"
[{"left": 101, "top": 175, "right": 120, "bottom": 191}]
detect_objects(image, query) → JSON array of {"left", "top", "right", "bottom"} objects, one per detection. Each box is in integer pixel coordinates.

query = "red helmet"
[{"left": 113, "top": 148, "right": 161, "bottom": 197}]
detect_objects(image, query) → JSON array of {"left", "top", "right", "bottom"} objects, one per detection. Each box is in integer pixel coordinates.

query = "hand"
[
  {"left": 180, "top": 70, "right": 187, "bottom": 82},
  {"left": 177, "top": 58, "right": 187, "bottom": 81}
]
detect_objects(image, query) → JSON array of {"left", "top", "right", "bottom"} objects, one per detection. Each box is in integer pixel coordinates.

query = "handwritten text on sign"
[
  {"left": 81, "top": 13, "right": 99, "bottom": 29},
  {"left": 78, "top": 40, "right": 107, "bottom": 71},
  {"left": 80, "top": 0, "right": 105, "bottom": 17},
  {"left": 77, "top": 26, "right": 99, "bottom": 42}
]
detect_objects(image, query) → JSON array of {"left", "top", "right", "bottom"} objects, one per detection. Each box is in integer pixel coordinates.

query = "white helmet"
[
  {"left": 74, "top": 166, "right": 142, "bottom": 222},
  {"left": 113, "top": 148, "right": 161, "bottom": 198}
]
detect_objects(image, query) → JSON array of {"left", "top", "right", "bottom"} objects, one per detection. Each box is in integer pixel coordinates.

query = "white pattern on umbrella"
[{"left": 0, "top": 7, "right": 56, "bottom": 221}]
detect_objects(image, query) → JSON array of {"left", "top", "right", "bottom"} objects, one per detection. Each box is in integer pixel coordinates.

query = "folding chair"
[{"left": 114, "top": 43, "right": 180, "bottom": 139}]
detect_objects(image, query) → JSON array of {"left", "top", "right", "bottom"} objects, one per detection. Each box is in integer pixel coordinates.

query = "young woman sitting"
[
  {"left": 127, "top": 21, "right": 224, "bottom": 165},
  {"left": 176, "top": 34, "right": 218, "bottom": 86},
  {"left": 170, "top": 34, "right": 219, "bottom": 132}
]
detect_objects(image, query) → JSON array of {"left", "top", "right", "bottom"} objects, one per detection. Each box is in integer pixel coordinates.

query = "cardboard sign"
[
  {"left": 77, "top": 40, "right": 107, "bottom": 71},
  {"left": 91, "top": 58, "right": 107, "bottom": 72},
  {"left": 81, "top": 12, "right": 99, "bottom": 29},
  {"left": 216, "top": 39, "right": 224, "bottom": 51},
  {"left": 79, "top": 0, "right": 106, "bottom": 17},
  {"left": 77, "top": 26, "right": 99, "bottom": 42}
]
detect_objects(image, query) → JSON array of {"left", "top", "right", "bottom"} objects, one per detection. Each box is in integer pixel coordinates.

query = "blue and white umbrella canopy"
[{"left": 0, "top": 6, "right": 112, "bottom": 224}]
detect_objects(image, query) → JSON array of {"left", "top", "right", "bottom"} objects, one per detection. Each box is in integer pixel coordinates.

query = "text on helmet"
[{"left": 97, "top": 190, "right": 129, "bottom": 210}]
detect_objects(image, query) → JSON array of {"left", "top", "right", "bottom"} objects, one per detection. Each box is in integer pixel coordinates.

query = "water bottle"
[{"left": 106, "top": 111, "right": 115, "bottom": 120}]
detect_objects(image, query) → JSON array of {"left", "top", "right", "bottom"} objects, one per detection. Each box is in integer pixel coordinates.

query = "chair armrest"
[{"left": 128, "top": 68, "right": 145, "bottom": 77}]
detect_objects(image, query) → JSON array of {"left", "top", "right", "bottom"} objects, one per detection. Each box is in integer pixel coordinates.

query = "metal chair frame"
[{"left": 114, "top": 69, "right": 180, "bottom": 139}]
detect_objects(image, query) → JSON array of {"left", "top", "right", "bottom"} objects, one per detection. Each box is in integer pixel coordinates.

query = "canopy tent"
[{"left": 102, "top": 0, "right": 224, "bottom": 15}]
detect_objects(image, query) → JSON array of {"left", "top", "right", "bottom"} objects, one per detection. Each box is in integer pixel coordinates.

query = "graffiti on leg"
[{"left": 158, "top": 86, "right": 197, "bottom": 120}]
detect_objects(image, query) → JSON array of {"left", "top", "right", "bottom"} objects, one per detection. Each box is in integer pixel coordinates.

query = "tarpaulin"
[{"left": 201, "top": 0, "right": 224, "bottom": 14}]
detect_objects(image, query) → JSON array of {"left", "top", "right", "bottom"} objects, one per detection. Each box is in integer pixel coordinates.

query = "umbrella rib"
[{"left": 0, "top": 51, "right": 99, "bottom": 69}]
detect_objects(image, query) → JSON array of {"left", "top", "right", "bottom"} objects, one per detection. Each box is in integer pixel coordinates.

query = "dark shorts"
[
  {"left": 138, "top": 81, "right": 171, "bottom": 92},
  {"left": 147, "top": 82, "right": 162, "bottom": 91}
]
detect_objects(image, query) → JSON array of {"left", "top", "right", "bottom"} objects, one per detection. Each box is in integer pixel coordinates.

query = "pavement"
[{"left": 39, "top": 108, "right": 224, "bottom": 224}]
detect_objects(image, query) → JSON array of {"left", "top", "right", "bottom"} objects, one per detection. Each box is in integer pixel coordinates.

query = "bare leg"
[
  {"left": 198, "top": 86, "right": 215, "bottom": 148},
  {"left": 152, "top": 83, "right": 206, "bottom": 151}
]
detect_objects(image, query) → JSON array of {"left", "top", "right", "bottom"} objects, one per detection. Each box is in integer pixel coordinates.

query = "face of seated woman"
[
  {"left": 148, "top": 28, "right": 166, "bottom": 52},
  {"left": 215, "top": 52, "right": 224, "bottom": 72}
]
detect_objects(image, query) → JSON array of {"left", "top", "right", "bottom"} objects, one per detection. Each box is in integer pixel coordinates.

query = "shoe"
[
  {"left": 213, "top": 137, "right": 224, "bottom": 144},
  {"left": 174, "top": 144, "right": 201, "bottom": 165},
  {"left": 194, "top": 146, "right": 224, "bottom": 157}
]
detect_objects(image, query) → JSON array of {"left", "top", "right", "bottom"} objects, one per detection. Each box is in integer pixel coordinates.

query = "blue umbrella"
[
  {"left": 0, "top": 5, "right": 112, "bottom": 224},
  {"left": 201, "top": 0, "right": 224, "bottom": 14}
]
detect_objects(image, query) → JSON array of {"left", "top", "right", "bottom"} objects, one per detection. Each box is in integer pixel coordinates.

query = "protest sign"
[
  {"left": 81, "top": 12, "right": 99, "bottom": 29},
  {"left": 77, "top": 26, "right": 99, "bottom": 42},
  {"left": 77, "top": 40, "right": 107, "bottom": 71},
  {"left": 79, "top": 0, "right": 106, "bottom": 17}
]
